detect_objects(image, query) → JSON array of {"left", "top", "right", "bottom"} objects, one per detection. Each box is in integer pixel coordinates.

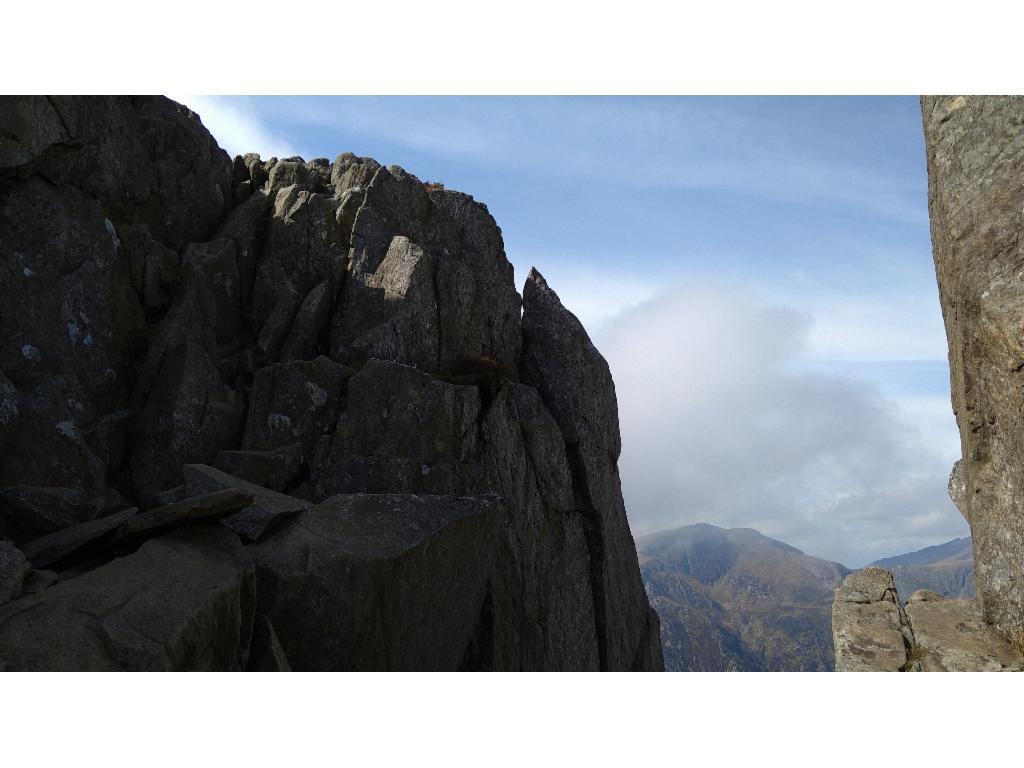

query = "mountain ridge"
[{"left": 641, "top": 522, "right": 975, "bottom": 671}]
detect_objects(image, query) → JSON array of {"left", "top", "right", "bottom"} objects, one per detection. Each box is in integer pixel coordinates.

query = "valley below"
[{"left": 638, "top": 524, "right": 974, "bottom": 671}]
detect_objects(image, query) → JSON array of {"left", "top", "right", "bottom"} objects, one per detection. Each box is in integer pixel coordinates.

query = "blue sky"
[{"left": 177, "top": 95, "right": 966, "bottom": 566}]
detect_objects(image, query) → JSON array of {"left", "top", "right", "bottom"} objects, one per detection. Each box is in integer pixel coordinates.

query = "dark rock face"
[
  {"left": 0, "top": 541, "right": 30, "bottom": 605},
  {"left": 0, "top": 96, "right": 660, "bottom": 671},
  {"left": 521, "top": 269, "right": 658, "bottom": 670},
  {"left": 922, "top": 96, "right": 1024, "bottom": 650},
  {"left": 0, "top": 526, "right": 255, "bottom": 671},
  {"left": 252, "top": 494, "right": 503, "bottom": 671}
]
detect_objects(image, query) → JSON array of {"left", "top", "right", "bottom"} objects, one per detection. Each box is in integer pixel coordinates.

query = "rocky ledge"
[
  {"left": 0, "top": 96, "right": 663, "bottom": 671},
  {"left": 832, "top": 567, "right": 1021, "bottom": 671}
]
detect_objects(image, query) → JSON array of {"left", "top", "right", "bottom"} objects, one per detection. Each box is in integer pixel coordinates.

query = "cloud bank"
[{"left": 594, "top": 283, "right": 967, "bottom": 567}]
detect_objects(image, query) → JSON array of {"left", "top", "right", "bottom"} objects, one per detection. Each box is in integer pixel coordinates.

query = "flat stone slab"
[
  {"left": 21, "top": 507, "right": 138, "bottom": 569},
  {"left": 183, "top": 464, "right": 308, "bottom": 542},
  {"left": 115, "top": 489, "right": 253, "bottom": 544}
]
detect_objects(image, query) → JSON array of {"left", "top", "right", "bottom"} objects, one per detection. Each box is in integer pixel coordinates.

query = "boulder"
[
  {"left": 832, "top": 568, "right": 915, "bottom": 672},
  {"left": 330, "top": 152, "right": 380, "bottom": 197},
  {"left": 21, "top": 506, "right": 138, "bottom": 569},
  {"left": 0, "top": 526, "right": 254, "bottom": 671},
  {"left": 183, "top": 464, "right": 308, "bottom": 542},
  {"left": 330, "top": 173, "right": 521, "bottom": 374},
  {"left": 330, "top": 236, "right": 441, "bottom": 368},
  {"left": 115, "top": 489, "right": 252, "bottom": 543},
  {"left": 251, "top": 494, "right": 503, "bottom": 671}
]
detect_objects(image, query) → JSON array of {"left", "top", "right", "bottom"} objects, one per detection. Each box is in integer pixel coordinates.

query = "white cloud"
[
  {"left": 593, "top": 282, "right": 967, "bottom": 567},
  {"left": 167, "top": 95, "right": 303, "bottom": 160}
]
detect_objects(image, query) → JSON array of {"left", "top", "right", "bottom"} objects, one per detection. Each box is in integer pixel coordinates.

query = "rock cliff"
[
  {"left": 833, "top": 96, "right": 1024, "bottom": 670},
  {"left": 922, "top": 96, "right": 1024, "bottom": 653},
  {"left": 0, "top": 96, "right": 662, "bottom": 671}
]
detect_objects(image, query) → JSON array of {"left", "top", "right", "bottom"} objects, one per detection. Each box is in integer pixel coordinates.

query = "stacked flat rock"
[{"left": 0, "top": 96, "right": 662, "bottom": 671}]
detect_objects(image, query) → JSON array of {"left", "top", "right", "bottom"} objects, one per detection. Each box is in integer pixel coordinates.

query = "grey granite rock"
[
  {"left": 115, "top": 490, "right": 252, "bottom": 543},
  {"left": 251, "top": 493, "right": 503, "bottom": 671},
  {"left": 832, "top": 567, "right": 1022, "bottom": 671},
  {"left": 0, "top": 526, "right": 254, "bottom": 671},
  {"left": 832, "top": 567, "right": 914, "bottom": 672},
  {"left": 923, "top": 96, "right": 1024, "bottom": 649},
  {"left": 242, "top": 356, "right": 353, "bottom": 452},
  {"left": 905, "top": 589, "right": 1022, "bottom": 671},
  {"left": 0, "top": 95, "right": 660, "bottom": 671},
  {"left": 21, "top": 506, "right": 137, "bottom": 569},
  {"left": 520, "top": 268, "right": 661, "bottom": 671}
]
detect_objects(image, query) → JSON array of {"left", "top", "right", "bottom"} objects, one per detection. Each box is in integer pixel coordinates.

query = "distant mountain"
[
  {"left": 869, "top": 537, "right": 974, "bottom": 602},
  {"left": 638, "top": 524, "right": 849, "bottom": 671}
]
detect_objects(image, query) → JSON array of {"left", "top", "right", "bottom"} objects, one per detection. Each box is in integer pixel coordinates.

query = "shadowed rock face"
[
  {"left": 0, "top": 96, "right": 661, "bottom": 670},
  {"left": 923, "top": 96, "right": 1024, "bottom": 649}
]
